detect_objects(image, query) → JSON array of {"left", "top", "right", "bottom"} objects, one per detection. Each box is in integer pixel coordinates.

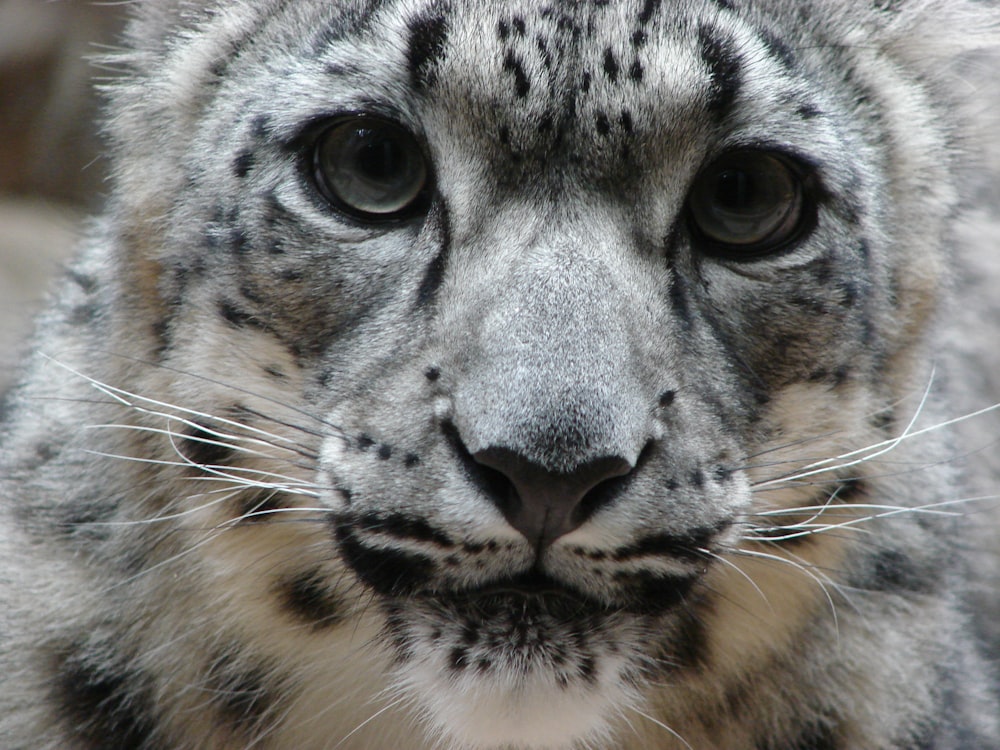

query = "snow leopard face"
[{"left": 29, "top": 0, "right": 995, "bottom": 748}]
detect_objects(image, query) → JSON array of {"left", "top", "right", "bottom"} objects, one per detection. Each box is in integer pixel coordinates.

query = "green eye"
[
  {"left": 687, "top": 150, "right": 810, "bottom": 257},
  {"left": 312, "top": 117, "right": 429, "bottom": 220}
]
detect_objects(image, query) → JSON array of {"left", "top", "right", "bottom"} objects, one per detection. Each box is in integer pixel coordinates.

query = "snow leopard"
[{"left": 2, "top": 0, "right": 1000, "bottom": 748}]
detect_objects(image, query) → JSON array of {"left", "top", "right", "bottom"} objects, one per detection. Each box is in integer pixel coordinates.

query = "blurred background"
[{"left": 0, "top": 0, "right": 125, "bottom": 389}]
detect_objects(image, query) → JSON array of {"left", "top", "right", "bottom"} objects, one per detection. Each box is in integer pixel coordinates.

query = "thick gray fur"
[{"left": 1, "top": 1, "right": 1000, "bottom": 748}]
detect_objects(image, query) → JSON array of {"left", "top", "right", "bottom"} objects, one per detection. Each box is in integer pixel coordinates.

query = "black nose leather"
[{"left": 472, "top": 447, "right": 633, "bottom": 548}]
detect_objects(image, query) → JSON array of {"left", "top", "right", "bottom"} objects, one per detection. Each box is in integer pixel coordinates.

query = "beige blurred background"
[{"left": 0, "top": 0, "right": 125, "bottom": 390}]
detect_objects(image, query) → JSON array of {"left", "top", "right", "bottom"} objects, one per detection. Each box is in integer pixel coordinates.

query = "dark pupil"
[
  {"left": 714, "top": 169, "right": 754, "bottom": 212},
  {"left": 355, "top": 130, "right": 404, "bottom": 182}
]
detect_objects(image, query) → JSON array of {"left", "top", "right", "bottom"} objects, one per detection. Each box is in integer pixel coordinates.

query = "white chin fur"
[{"left": 396, "top": 660, "right": 636, "bottom": 749}]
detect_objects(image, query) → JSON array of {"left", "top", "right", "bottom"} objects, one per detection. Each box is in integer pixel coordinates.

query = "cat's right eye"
[
  {"left": 312, "top": 116, "right": 430, "bottom": 221},
  {"left": 686, "top": 150, "right": 813, "bottom": 259}
]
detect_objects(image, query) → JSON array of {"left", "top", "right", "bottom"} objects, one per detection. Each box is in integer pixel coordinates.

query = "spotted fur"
[{"left": 1, "top": 1, "right": 1000, "bottom": 748}]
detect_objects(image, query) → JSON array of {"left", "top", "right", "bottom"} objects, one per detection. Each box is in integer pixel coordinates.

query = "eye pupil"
[
  {"left": 688, "top": 150, "right": 809, "bottom": 257},
  {"left": 714, "top": 169, "right": 754, "bottom": 211},
  {"left": 312, "top": 117, "right": 429, "bottom": 220},
  {"left": 355, "top": 131, "right": 403, "bottom": 180}
]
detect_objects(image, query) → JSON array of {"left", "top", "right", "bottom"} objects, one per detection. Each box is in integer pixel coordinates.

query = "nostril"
[{"left": 471, "top": 447, "right": 633, "bottom": 548}]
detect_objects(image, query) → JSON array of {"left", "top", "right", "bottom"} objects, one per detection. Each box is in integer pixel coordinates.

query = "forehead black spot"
[
  {"left": 638, "top": 0, "right": 661, "bottom": 25},
  {"left": 603, "top": 47, "right": 620, "bottom": 81},
  {"left": 698, "top": 24, "right": 742, "bottom": 120},
  {"left": 503, "top": 51, "right": 531, "bottom": 98},
  {"left": 407, "top": 9, "right": 449, "bottom": 90}
]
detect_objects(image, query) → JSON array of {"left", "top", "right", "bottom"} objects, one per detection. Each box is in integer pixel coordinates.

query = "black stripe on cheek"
[
  {"left": 698, "top": 24, "right": 742, "bottom": 120},
  {"left": 407, "top": 10, "right": 449, "bottom": 90},
  {"left": 51, "top": 641, "right": 159, "bottom": 750}
]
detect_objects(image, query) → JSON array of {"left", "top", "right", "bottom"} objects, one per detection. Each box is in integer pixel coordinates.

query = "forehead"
[{"left": 297, "top": 0, "right": 809, "bottom": 141}]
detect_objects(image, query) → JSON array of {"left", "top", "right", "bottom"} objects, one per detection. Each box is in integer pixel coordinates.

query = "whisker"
[{"left": 627, "top": 706, "right": 694, "bottom": 750}]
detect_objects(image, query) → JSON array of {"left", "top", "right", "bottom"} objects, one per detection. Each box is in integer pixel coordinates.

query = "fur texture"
[{"left": 1, "top": 1, "right": 999, "bottom": 748}]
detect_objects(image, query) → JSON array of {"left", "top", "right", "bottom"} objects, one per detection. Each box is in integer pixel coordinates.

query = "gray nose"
[{"left": 472, "top": 446, "right": 634, "bottom": 548}]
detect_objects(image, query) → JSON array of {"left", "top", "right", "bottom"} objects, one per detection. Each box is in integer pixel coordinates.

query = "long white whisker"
[{"left": 627, "top": 705, "right": 694, "bottom": 750}]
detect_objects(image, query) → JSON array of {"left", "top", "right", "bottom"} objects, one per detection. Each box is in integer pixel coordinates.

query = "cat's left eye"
[{"left": 312, "top": 116, "right": 430, "bottom": 221}]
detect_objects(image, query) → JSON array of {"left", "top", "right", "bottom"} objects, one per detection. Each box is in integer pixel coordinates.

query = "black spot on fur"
[
  {"left": 628, "top": 59, "right": 644, "bottom": 82},
  {"left": 233, "top": 149, "right": 255, "bottom": 178},
  {"left": 619, "top": 109, "right": 634, "bottom": 133},
  {"left": 407, "top": 10, "right": 449, "bottom": 90},
  {"left": 51, "top": 642, "right": 157, "bottom": 750},
  {"left": 760, "top": 28, "right": 796, "bottom": 68},
  {"left": 67, "top": 269, "right": 98, "bottom": 293},
  {"left": 712, "top": 0, "right": 736, "bottom": 8},
  {"left": 503, "top": 51, "right": 531, "bottom": 97},
  {"left": 661, "top": 604, "right": 708, "bottom": 672},
  {"left": 638, "top": 0, "right": 661, "bottom": 25},
  {"left": 206, "top": 652, "right": 277, "bottom": 736},
  {"left": 595, "top": 111, "right": 611, "bottom": 135},
  {"left": 797, "top": 102, "right": 822, "bottom": 119},
  {"left": 276, "top": 569, "right": 344, "bottom": 629},
  {"left": 250, "top": 114, "right": 271, "bottom": 140},
  {"left": 335, "top": 522, "right": 436, "bottom": 596},
  {"left": 512, "top": 17, "right": 526, "bottom": 36},
  {"left": 377, "top": 443, "right": 393, "bottom": 460},
  {"left": 218, "top": 298, "right": 271, "bottom": 332},
  {"left": 631, "top": 30, "right": 647, "bottom": 47},
  {"left": 603, "top": 48, "right": 620, "bottom": 81},
  {"left": 852, "top": 548, "right": 939, "bottom": 595},
  {"left": 699, "top": 25, "right": 742, "bottom": 120},
  {"left": 659, "top": 390, "right": 676, "bottom": 407},
  {"left": 181, "top": 424, "right": 234, "bottom": 467}
]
